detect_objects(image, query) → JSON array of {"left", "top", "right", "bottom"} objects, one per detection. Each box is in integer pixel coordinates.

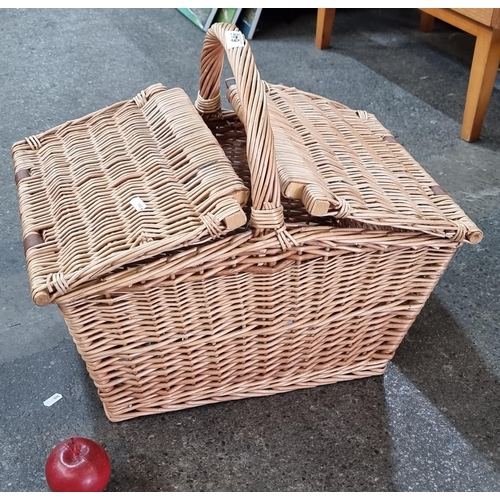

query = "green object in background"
[
  {"left": 177, "top": 8, "right": 218, "bottom": 31},
  {"left": 212, "top": 8, "right": 242, "bottom": 25},
  {"left": 237, "top": 8, "right": 263, "bottom": 39}
]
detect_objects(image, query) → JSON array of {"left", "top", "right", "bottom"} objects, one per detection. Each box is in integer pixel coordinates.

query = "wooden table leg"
[
  {"left": 419, "top": 11, "right": 435, "bottom": 32},
  {"left": 316, "top": 8, "right": 336, "bottom": 49},
  {"left": 461, "top": 27, "right": 500, "bottom": 141}
]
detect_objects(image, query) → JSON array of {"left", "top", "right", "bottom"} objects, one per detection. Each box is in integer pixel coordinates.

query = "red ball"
[{"left": 45, "top": 437, "right": 111, "bottom": 492}]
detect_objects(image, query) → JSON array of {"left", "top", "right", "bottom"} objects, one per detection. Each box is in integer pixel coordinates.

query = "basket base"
[{"left": 100, "top": 360, "right": 389, "bottom": 422}]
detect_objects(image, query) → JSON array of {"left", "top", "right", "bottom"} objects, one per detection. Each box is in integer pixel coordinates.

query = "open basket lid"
[
  {"left": 266, "top": 84, "right": 482, "bottom": 242},
  {"left": 226, "top": 80, "right": 482, "bottom": 245},
  {"left": 13, "top": 83, "right": 249, "bottom": 305}
]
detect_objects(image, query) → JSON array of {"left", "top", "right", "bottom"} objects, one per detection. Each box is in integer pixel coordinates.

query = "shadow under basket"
[{"left": 12, "top": 23, "right": 482, "bottom": 421}]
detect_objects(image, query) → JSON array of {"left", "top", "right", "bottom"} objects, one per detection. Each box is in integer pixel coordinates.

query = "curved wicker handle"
[{"left": 195, "top": 23, "right": 284, "bottom": 233}]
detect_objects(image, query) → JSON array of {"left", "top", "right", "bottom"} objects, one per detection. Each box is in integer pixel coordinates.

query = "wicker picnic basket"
[{"left": 12, "top": 23, "right": 482, "bottom": 422}]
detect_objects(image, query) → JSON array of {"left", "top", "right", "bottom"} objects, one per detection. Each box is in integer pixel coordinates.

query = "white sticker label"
[
  {"left": 225, "top": 31, "right": 245, "bottom": 49},
  {"left": 130, "top": 197, "right": 147, "bottom": 211},
  {"left": 44, "top": 393, "right": 62, "bottom": 407}
]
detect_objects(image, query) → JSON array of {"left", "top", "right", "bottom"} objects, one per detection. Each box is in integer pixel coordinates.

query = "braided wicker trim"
[{"left": 195, "top": 93, "right": 222, "bottom": 114}]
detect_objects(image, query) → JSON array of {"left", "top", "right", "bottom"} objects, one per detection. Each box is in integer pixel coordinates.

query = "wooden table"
[{"left": 315, "top": 8, "right": 500, "bottom": 142}]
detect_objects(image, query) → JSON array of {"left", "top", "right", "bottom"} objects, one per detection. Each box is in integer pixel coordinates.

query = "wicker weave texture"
[
  {"left": 263, "top": 84, "right": 482, "bottom": 242},
  {"left": 59, "top": 230, "right": 457, "bottom": 421},
  {"left": 13, "top": 83, "right": 248, "bottom": 306},
  {"left": 198, "top": 23, "right": 481, "bottom": 242},
  {"left": 225, "top": 79, "right": 482, "bottom": 243}
]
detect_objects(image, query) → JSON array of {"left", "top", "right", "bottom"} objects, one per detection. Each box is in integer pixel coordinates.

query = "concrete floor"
[{"left": 1, "top": 8, "right": 499, "bottom": 492}]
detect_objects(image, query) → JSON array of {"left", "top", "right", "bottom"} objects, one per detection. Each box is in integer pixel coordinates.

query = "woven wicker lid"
[
  {"left": 13, "top": 83, "right": 248, "bottom": 305},
  {"left": 225, "top": 81, "right": 482, "bottom": 245},
  {"left": 260, "top": 84, "right": 482, "bottom": 244},
  {"left": 193, "top": 22, "right": 481, "bottom": 246}
]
